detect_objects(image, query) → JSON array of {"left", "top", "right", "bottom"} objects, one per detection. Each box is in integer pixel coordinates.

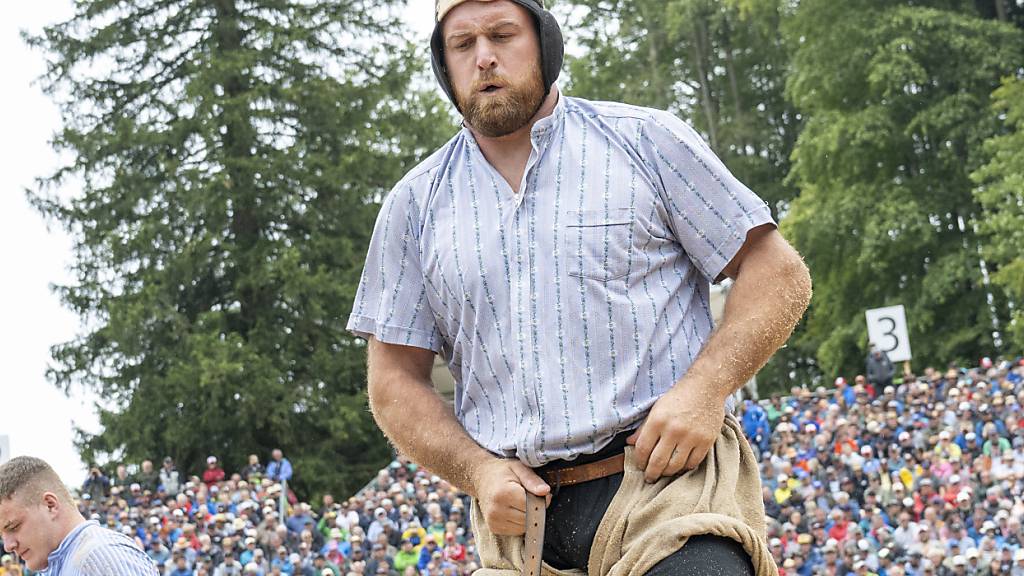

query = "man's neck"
[{"left": 51, "top": 512, "right": 88, "bottom": 553}]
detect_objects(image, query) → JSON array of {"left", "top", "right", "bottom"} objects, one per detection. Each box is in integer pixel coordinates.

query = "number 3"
[{"left": 877, "top": 316, "right": 899, "bottom": 353}]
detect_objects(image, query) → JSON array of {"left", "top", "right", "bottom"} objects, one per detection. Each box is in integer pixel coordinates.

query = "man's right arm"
[{"left": 366, "top": 337, "right": 550, "bottom": 535}]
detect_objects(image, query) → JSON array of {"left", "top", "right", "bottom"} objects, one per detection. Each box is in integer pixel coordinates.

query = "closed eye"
[{"left": 447, "top": 35, "right": 474, "bottom": 51}]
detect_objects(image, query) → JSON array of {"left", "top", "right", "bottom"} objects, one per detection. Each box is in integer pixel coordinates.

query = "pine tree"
[{"left": 25, "top": 0, "right": 453, "bottom": 497}]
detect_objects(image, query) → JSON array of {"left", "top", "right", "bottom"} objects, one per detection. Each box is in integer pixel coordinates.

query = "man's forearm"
[
  {"left": 367, "top": 362, "right": 498, "bottom": 498},
  {"left": 680, "top": 235, "right": 812, "bottom": 401}
]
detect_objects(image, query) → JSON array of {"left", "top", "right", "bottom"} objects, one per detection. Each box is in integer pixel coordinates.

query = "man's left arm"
[{"left": 628, "top": 224, "right": 812, "bottom": 482}]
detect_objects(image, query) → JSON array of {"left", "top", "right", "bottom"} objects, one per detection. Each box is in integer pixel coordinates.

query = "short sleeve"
[
  {"left": 347, "top": 182, "right": 443, "bottom": 352},
  {"left": 640, "top": 110, "right": 776, "bottom": 282}
]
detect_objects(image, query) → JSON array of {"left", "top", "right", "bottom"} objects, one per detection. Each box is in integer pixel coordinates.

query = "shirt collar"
[
  {"left": 529, "top": 86, "right": 565, "bottom": 142},
  {"left": 46, "top": 520, "right": 95, "bottom": 572}
]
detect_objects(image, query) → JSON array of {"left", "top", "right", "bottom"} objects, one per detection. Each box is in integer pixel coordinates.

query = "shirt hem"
[
  {"left": 346, "top": 314, "right": 442, "bottom": 354},
  {"left": 702, "top": 204, "right": 777, "bottom": 283}
]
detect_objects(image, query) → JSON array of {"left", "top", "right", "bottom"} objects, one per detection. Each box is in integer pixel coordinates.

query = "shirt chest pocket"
[{"left": 565, "top": 208, "right": 635, "bottom": 281}]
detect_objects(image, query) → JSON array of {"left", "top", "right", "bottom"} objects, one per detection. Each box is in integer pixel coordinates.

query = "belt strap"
[
  {"left": 523, "top": 493, "right": 545, "bottom": 576},
  {"left": 537, "top": 453, "right": 626, "bottom": 488},
  {"left": 521, "top": 452, "right": 626, "bottom": 574}
]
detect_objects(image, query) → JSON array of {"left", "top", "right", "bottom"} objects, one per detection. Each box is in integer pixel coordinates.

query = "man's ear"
[{"left": 42, "top": 492, "right": 62, "bottom": 516}]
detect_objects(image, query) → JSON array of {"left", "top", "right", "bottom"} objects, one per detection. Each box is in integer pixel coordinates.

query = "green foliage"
[
  {"left": 972, "top": 76, "right": 1024, "bottom": 350},
  {"left": 782, "top": 1, "right": 1024, "bottom": 377},
  {"left": 26, "top": 0, "right": 454, "bottom": 498}
]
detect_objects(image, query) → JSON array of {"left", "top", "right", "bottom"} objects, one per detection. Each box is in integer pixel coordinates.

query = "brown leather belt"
[
  {"left": 536, "top": 452, "right": 626, "bottom": 488},
  {"left": 521, "top": 453, "right": 626, "bottom": 575},
  {"left": 523, "top": 493, "right": 546, "bottom": 576}
]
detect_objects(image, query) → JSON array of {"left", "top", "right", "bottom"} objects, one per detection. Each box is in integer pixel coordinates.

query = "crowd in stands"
[
  {"left": 749, "top": 357, "right": 1024, "bottom": 576},
  {"left": 4, "top": 447, "right": 479, "bottom": 576},
  {"left": 3, "top": 356, "right": 1024, "bottom": 576}
]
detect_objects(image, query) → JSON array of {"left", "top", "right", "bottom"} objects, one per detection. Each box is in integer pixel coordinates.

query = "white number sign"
[{"left": 865, "top": 305, "right": 912, "bottom": 362}]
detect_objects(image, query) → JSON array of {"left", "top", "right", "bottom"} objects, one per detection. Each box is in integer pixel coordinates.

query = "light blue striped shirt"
[
  {"left": 348, "top": 94, "right": 775, "bottom": 466},
  {"left": 42, "top": 520, "right": 157, "bottom": 576}
]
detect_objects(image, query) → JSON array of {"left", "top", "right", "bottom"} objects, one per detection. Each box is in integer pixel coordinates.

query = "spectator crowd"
[
  {"left": 747, "top": 357, "right": 1024, "bottom": 576},
  {"left": 43, "top": 447, "right": 476, "bottom": 576},
  {"left": 3, "top": 356, "right": 1023, "bottom": 576}
]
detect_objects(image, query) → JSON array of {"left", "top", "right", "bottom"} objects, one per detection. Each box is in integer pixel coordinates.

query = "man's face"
[
  {"left": 442, "top": 0, "right": 545, "bottom": 137},
  {"left": 0, "top": 493, "right": 62, "bottom": 571}
]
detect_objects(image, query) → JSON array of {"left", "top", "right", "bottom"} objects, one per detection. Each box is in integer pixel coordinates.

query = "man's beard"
[{"left": 455, "top": 63, "right": 545, "bottom": 138}]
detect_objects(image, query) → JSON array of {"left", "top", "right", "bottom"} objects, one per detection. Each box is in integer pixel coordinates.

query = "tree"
[
  {"left": 26, "top": 0, "right": 453, "bottom": 498},
  {"left": 972, "top": 76, "right": 1024, "bottom": 351},
  {"left": 781, "top": 0, "right": 1024, "bottom": 376}
]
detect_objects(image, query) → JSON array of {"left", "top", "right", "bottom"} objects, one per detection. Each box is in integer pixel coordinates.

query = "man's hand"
[
  {"left": 626, "top": 382, "right": 726, "bottom": 483},
  {"left": 471, "top": 459, "right": 551, "bottom": 535}
]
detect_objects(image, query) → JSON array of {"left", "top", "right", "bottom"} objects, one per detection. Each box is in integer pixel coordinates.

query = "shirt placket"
[
  {"left": 511, "top": 153, "right": 533, "bottom": 464},
  {"left": 513, "top": 125, "right": 554, "bottom": 466}
]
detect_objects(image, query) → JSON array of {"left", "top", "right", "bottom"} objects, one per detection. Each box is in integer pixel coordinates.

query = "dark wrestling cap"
[{"left": 430, "top": 0, "right": 563, "bottom": 113}]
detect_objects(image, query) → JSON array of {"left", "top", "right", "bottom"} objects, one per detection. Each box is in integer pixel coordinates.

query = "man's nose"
[{"left": 474, "top": 39, "right": 498, "bottom": 71}]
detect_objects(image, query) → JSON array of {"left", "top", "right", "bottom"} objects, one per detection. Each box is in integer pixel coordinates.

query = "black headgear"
[{"left": 430, "top": 0, "right": 564, "bottom": 113}]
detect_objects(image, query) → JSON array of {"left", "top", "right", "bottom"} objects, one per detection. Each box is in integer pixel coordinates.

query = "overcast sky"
[{"left": 0, "top": 0, "right": 436, "bottom": 487}]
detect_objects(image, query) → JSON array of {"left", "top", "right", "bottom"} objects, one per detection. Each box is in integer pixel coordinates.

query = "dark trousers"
[{"left": 538, "top": 437, "right": 755, "bottom": 575}]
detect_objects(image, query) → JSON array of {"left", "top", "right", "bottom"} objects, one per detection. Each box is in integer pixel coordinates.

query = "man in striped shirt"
[
  {"left": 349, "top": 0, "right": 812, "bottom": 573},
  {"left": 0, "top": 456, "right": 157, "bottom": 575}
]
